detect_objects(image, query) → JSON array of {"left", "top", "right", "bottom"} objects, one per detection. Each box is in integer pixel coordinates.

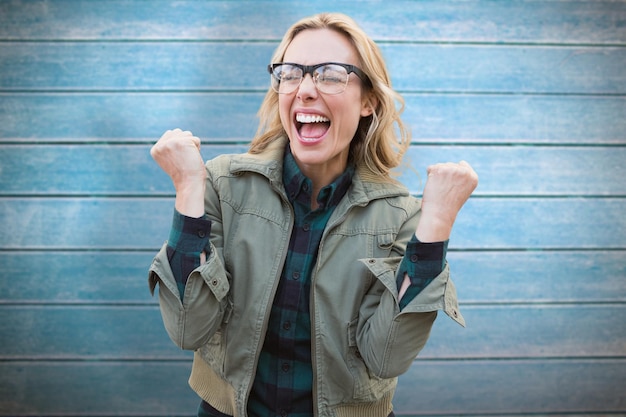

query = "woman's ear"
[{"left": 361, "top": 91, "right": 377, "bottom": 117}]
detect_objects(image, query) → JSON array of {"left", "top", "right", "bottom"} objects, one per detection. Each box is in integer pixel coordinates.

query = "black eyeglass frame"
[{"left": 267, "top": 62, "right": 372, "bottom": 92}]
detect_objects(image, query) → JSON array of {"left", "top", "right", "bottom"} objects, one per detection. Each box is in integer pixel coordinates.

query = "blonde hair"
[{"left": 250, "top": 12, "right": 410, "bottom": 180}]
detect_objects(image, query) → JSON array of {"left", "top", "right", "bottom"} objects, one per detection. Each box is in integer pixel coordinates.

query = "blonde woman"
[{"left": 149, "top": 12, "right": 477, "bottom": 417}]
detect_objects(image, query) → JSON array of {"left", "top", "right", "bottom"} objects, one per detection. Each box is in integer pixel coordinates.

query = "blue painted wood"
[
  {"left": 2, "top": 42, "right": 624, "bottom": 94},
  {"left": 2, "top": 145, "right": 625, "bottom": 196},
  {"left": 1, "top": 197, "right": 624, "bottom": 250},
  {"left": 1, "top": 251, "right": 624, "bottom": 304},
  {"left": 449, "top": 250, "right": 626, "bottom": 303},
  {"left": 421, "top": 304, "right": 626, "bottom": 358},
  {"left": 1, "top": 1, "right": 624, "bottom": 44},
  {"left": 401, "top": 146, "right": 626, "bottom": 196},
  {"left": 0, "top": 306, "right": 191, "bottom": 359},
  {"left": 394, "top": 359, "right": 626, "bottom": 415},
  {"left": 1, "top": 0, "right": 624, "bottom": 415},
  {"left": 0, "top": 362, "right": 199, "bottom": 415},
  {"left": 1, "top": 93, "right": 624, "bottom": 142},
  {"left": 0, "top": 359, "right": 623, "bottom": 415},
  {"left": 0, "top": 144, "right": 248, "bottom": 196},
  {"left": 0, "top": 252, "right": 157, "bottom": 303},
  {"left": 1, "top": 305, "right": 623, "bottom": 359}
]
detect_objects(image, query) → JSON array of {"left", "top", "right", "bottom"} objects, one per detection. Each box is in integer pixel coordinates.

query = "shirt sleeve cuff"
[
  {"left": 396, "top": 235, "right": 448, "bottom": 292},
  {"left": 167, "top": 209, "right": 212, "bottom": 254}
]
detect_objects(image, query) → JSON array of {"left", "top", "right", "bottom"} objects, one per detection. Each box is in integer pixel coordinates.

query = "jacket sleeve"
[
  {"left": 148, "top": 163, "right": 231, "bottom": 351},
  {"left": 355, "top": 259, "right": 464, "bottom": 379},
  {"left": 149, "top": 240, "right": 231, "bottom": 350},
  {"left": 354, "top": 202, "right": 465, "bottom": 379}
]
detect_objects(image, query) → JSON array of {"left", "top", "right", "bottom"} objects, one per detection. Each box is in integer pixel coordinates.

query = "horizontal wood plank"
[
  {"left": 1, "top": 305, "right": 624, "bottom": 360},
  {"left": 0, "top": 359, "right": 623, "bottom": 415},
  {"left": 0, "top": 361, "right": 198, "bottom": 416},
  {"left": 1, "top": 251, "right": 624, "bottom": 304},
  {"left": 1, "top": 93, "right": 624, "bottom": 143},
  {"left": 1, "top": 197, "right": 624, "bottom": 250},
  {"left": 2, "top": 42, "right": 624, "bottom": 94},
  {"left": 420, "top": 304, "right": 626, "bottom": 359},
  {"left": 0, "top": 252, "right": 157, "bottom": 304},
  {"left": 0, "top": 305, "right": 190, "bottom": 360},
  {"left": 4, "top": 144, "right": 624, "bottom": 196},
  {"left": 394, "top": 359, "right": 626, "bottom": 415},
  {"left": 1, "top": 0, "right": 624, "bottom": 44},
  {"left": 0, "top": 144, "right": 247, "bottom": 196},
  {"left": 449, "top": 250, "right": 626, "bottom": 304},
  {"left": 1, "top": 1, "right": 623, "bottom": 416}
]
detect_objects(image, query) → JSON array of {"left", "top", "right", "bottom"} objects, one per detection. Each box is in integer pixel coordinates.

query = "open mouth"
[{"left": 295, "top": 113, "right": 331, "bottom": 142}]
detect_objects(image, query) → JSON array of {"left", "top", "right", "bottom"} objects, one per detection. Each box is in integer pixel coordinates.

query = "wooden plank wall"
[{"left": 1, "top": 1, "right": 624, "bottom": 415}]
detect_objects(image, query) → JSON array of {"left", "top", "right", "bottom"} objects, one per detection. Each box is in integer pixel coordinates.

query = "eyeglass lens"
[{"left": 271, "top": 64, "right": 350, "bottom": 95}]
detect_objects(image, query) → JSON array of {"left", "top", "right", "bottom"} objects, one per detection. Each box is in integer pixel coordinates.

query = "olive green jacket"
[{"left": 149, "top": 138, "right": 464, "bottom": 417}]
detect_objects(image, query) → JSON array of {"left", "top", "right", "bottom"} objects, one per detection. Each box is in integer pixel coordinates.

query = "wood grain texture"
[
  {"left": 2, "top": 42, "right": 624, "bottom": 94},
  {"left": 0, "top": 362, "right": 199, "bottom": 415},
  {"left": 1, "top": 304, "right": 623, "bottom": 360},
  {"left": 394, "top": 359, "right": 626, "bottom": 415},
  {"left": 1, "top": 251, "right": 624, "bottom": 304},
  {"left": 1, "top": 0, "right": 624, "bottom": 415},
  {"left": 1, "top": 93, "right": 624, "bottom": 143},
  {"left": 0, "top": 360, "right": 624, "bottom": 415},
  {"left": 1, "top": 197, "right": 625, "bottom": 250},
  {"left": 1, "top": 0, "right": 624, "bottom": 43},
  {"left": 2, "top": 144, "right": 624, "bottom": 196}
]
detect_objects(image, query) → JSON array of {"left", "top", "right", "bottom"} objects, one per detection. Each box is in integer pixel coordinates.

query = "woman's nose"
[{"left": 296, "top": 73, "right": 318, "bottom": 100}]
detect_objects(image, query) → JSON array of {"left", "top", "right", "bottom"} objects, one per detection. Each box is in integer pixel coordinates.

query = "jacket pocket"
[
  {"left": 346, "top": 318, "right": 396, "bottom": 401},
  {"left": 199, "top": 328, "right": 227, "bottom": 378},
  {"left": 198, "top": 289, "right": 234, "bottom": 378}
]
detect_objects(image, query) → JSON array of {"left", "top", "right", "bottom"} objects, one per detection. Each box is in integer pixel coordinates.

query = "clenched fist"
[
  {"left": 415, "top": 161, "right": 478, "bottom": 242},
  {"left": 151, "top": 129, "right": 206, "bottom": 217}
]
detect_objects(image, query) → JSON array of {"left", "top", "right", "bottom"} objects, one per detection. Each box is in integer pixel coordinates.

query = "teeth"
[{"left": 296, "top": 113, "right": 330, "bottom": 124}]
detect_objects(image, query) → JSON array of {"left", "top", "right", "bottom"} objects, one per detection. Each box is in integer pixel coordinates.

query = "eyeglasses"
[{"left": 268, "top": 62, "right": 371, "bottom": 95}]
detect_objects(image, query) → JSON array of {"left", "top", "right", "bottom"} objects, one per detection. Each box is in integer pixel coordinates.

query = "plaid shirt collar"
[{"left": 282, "top": 144, "right": 355, "bottom": 210}]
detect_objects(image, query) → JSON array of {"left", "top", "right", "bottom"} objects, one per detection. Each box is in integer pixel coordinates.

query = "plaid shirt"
[{"left": 167, "top": 147, "right": 446, "bottom": 417}]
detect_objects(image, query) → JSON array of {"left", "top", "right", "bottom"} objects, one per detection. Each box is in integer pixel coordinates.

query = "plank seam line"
[
  {"left": 0, "top": 302, "right": 159, "bottom": 307},
  {"left": 414, "top": 356, "right": 626, "bottom": 362},
  {"left": 1, "top": 247, "right": 625, "bottom": 253},
  {"left": 1, "top": 39, "right": 625, "bottom": 48},
  {"left": 2, "top": 301, "right": 623, "bottom": 307},
  {"left": 2, "top": 356, "right": 625, "bottom": 364},
  {"left": 3, "top": 194, "right": 626, "bottom": 199},
  {"left": 1, "top": 89, "right": 625, "bottom": 98},
  {"left": 2, "top": 194, "right": 626, "bottom": 199},
  {"left": 0, "top": 358, "right": 192, "bottom": 363},
  {"left": 394, "top": 412, "right": 626, "bottom": 417},
  {"left": 2, "top": 141, "right": 625, "bottom": 147}
]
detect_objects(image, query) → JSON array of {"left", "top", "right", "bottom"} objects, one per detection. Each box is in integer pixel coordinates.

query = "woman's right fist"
[
  {"left": 151, "top": 129, "right": 206, "bottom": 217},
  {"left": 150, "top": 128, "right": 206, "bottom": 189}
]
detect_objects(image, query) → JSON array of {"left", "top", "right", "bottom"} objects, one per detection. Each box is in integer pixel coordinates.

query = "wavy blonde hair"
[{"left": 250, "top": 12, "right": 410, "bottom": 181}]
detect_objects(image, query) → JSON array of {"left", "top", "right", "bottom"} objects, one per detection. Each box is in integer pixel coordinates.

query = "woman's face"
[{"left": 279, "top": 28, "right": 373, "bottom": 184}]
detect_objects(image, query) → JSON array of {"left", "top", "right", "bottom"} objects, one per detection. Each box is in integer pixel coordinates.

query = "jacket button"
[
  {"left": 211, "top": 279, "right": 218, "bottom": 286},
  {"left": 368, "top": 259, "right": 376, "bottom": 264},
  {"left": 282, "top": 362, "right": 290, "bottom": 372},
  {"left": 410, "top": 254, "right": 419, "bottom": 262}
]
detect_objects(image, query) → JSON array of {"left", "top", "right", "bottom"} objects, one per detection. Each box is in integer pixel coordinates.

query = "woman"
[{"left": 149, "top": 12, "right": 477, "bottom": 417}]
